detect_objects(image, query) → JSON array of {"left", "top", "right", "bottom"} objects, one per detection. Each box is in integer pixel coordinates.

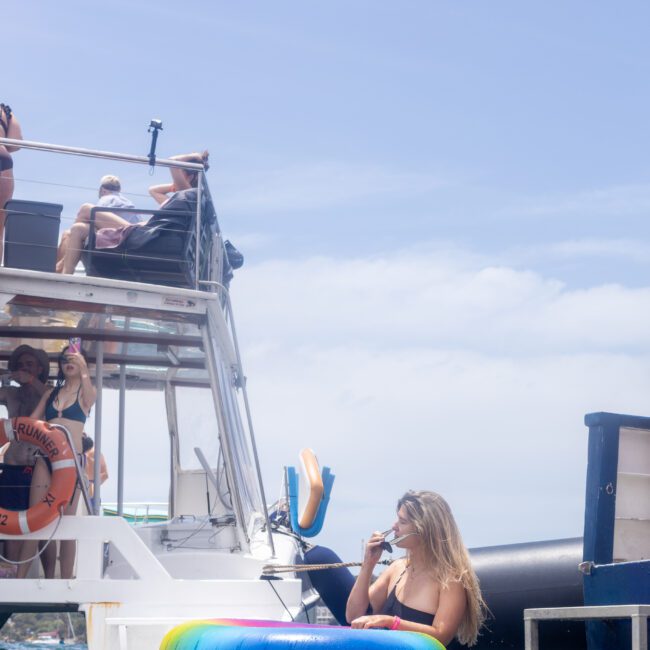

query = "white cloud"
[
  {"left": 233, "top": 249, "right": 650, "bottom": 353},
  {"left": 228, "top": 249, "right": 650, "bottom": 559},
  {"left": 508, "top": 238, "right": 650, "bottom": 266},
  {"left": 96, "top": 248, "right": 650, "bottom": 563}
]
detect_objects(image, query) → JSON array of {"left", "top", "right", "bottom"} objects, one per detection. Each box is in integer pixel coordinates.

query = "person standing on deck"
[
  {"left": 0, "top": 103, "right": 24, "bottom": 265},
  {"left": 0, "top": 345, "right": 50, "bottom": 564},
  {"left": 16, "top": 345, "right": 96, "bottom": 579}
]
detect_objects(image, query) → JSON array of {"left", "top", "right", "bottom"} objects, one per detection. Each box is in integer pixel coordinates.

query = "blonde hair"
[
  {"left": 99, "top": 175, "right": 121, "bottom": 192},
  {"left": 398, "top": 490, "right": 487, "bottom": 646}
]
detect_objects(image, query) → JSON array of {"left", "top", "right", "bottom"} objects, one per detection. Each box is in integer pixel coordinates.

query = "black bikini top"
[
  {"left": 0, "top": 104, "right": 11, "bottom": 136},
  {"left": 379, "top": 566, "right": 436, "bottom": 625},
  {"left": 44, "top": 385, "right": 88, "bottom": 424}
]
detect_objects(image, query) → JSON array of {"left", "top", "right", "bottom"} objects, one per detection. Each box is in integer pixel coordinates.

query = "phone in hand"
[{"left": 69, "top": 337, "right": 82, "bottom": 354}]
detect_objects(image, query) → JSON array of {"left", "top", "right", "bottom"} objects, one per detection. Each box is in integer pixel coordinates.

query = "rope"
[
  {"left": 262, "top": 559, "right": 393, "bottom": 575},
  {"left": 0, "top": 510, "right": 64, "bottom": 565}
]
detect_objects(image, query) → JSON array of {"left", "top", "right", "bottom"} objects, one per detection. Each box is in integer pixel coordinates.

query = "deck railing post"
[
  {"left": 117, "top": 317, "right": 129, "bottom": 517},
  {"left": 524, "top": 618, "right": 539, "bottom": 650},
  {"left": 93, "top": 317, "right": 105, "bottom": 516}
]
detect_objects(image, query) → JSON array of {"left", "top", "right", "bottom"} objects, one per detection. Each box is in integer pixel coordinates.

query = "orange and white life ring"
[
  {"left": 0, "top": 417, "right": 77, "bottom": 535},
  {"left": 298, "top": 448, "right": 324, "bottom": 529}
]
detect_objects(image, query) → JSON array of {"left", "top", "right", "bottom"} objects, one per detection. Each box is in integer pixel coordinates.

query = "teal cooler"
[{"left": 3, "top": 199, "right": 63, "bottom": 272}]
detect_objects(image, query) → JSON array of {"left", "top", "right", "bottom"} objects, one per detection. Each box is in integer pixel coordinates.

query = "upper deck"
[{"left": 0, "top": 137, "right": 272, "bottom": 554}]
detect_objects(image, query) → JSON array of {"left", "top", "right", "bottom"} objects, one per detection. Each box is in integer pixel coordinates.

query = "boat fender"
[
  {"left": 298, "top": 448, "right": 324, "bottom": 529},
  {"left": 0, "top": 417, "right": 77, "bottom": 535}
]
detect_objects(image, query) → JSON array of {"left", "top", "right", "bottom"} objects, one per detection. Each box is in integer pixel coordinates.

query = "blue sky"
[{"left": 4, "top": 2, "right": 650, "bottom": 561}]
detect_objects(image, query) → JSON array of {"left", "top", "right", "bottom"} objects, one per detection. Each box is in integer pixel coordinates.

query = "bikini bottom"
[
  {"left": 0, "top": 464, "right": 33, "bottom": 510},
  {"left": 0, "top": 151, "right": 13, "bottom": 171}
]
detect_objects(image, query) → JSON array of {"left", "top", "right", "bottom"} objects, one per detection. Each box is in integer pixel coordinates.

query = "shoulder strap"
[{"left": 394, "top": 565, "right": 408, "bottom": 588}]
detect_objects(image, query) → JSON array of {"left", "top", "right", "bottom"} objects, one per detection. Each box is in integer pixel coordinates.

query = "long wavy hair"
[{"left": 397, "top": 490, "right": 487, "bottom": 646}]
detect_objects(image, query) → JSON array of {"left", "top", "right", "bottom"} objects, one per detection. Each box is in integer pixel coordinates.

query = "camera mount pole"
[{"left": 147, "top": 119, "right": 164, "bottom": 167}]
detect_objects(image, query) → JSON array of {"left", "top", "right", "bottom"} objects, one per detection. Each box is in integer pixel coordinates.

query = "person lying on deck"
[{"left": 59, "top": 151, "right": 209, "bottom": 275}]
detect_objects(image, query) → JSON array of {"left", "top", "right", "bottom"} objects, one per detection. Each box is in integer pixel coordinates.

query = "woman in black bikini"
[
  {"left": 17, "top": 345, "right": 96, "bottom": 579},
  {"left": 346, "top": 490, "right": 486, "bottom": 647},
  {"left": 0, "top": 103, "right": 24, "bottom": 264}
]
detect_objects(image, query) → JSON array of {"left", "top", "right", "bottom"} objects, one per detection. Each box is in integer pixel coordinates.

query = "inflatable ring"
[
  {"left": 0, "top": 417, "right": 77, "bottom": 535},
  {"left": 161, "top": 619, "right": 447, "bottom": 650},
  {"left": 298, "top": 448, "right": 324, "bottom": 529}
]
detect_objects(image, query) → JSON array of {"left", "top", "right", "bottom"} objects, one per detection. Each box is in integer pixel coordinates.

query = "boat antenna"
[{"left": 147, "top": 118, "right": 163, "bottom": 169}]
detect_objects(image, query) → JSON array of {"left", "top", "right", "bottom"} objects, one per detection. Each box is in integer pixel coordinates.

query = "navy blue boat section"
[
  {"left": 582, "top": 411, "right": 650, "bottom": 650},
  {"left": 582, "top": 413, "right": 621, "bottom": 566}
]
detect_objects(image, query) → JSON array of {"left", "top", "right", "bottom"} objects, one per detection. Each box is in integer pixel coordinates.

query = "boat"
[
  {"left": 0, "top": 136, "right": 327, "bottom": 649},
  {"left": 1, "top": 135, "right": 648, "bottom": 650}
]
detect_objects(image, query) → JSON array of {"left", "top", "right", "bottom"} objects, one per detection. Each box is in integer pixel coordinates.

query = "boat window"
[{"left": 176, "top": 386, "right": 221, "bottom": 470}]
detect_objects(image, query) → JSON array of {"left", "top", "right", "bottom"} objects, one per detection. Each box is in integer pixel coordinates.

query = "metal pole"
[
  {"left": 164, "top": 381, "right": 180, "bottom": 520},
  {"left": 200, "top": 323, "right": 247, "bottom": 542},
  {"left": 224, "top": 292, "right": 275, "bottom": 555},
  {"left": 195, "top": 172, "right": 203, "bottom": 290},
  {"left": 631, "top": 613, "right": 647, "bottom": 650},
  {"left": 93, "top": 318, "right": 105, "bottom": 516},
  {"left": 117, "top": 317, "right": 130, "bottom": 517},
  {"left": 524, "top": 618, "right": 539, "bottom": 650},
  {"left": 0, "top": 137, "right": 203, "bottom": 171}
]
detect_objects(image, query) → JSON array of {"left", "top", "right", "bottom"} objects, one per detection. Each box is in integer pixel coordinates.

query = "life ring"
[
  {"left": 0, "top": 417, "right": 77, "bottom": 535},
  {"left": 298, "top": 448, "right": 324, "bottom": 529}
]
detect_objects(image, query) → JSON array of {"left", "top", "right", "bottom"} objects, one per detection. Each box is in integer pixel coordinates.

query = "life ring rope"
[{"left": 0, "top": 417, "right": 77, "bottom": 536}]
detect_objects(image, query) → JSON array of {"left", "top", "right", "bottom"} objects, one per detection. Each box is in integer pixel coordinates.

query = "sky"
[{"left": 4, "top": 2, "right": 650, "bottom": 563}]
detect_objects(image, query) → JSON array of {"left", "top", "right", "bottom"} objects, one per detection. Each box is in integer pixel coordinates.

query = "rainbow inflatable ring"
[{"left": 160, "top": 618, "right": 446, "bottom": 649}]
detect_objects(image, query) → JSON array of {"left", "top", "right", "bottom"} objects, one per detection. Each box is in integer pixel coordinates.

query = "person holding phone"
[
  {"left": 16, "top": 341, "right": 96, "bottom": 579},
  {"left": 345, "top": 491, "right": 486, "bottom": 647}
]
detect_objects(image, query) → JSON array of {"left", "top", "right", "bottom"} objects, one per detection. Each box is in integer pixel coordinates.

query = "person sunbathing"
[
  {"left": 60, "top": 152, "right": 208, "bottom": 274},
  {"left": 55, "top": 175, "right": 135, "bottom": 272}
]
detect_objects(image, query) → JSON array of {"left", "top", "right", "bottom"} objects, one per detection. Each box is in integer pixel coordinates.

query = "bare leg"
[
  {"left": 16, "top": 458, "right": 50, "bottom": 579},
  {"left": 3, "top": 539, "right": 22, "bottom": 563},
  {"left": 75, "top": 204, "right": 130, "bottom": 229},
  {"left": 62, "top": 223, "right": 90, "bottom": 275},
  {"left": 59, "top": 488, "right": 81, "bottom": 579},
  {"left": 55, "top": 229, "right": 71, "bottom": 273},
  {"left": 39, "top": 540, "right": 58, "bottom": 579}
]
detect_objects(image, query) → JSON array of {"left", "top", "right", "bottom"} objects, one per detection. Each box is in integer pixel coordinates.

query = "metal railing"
[{"left": 0, "top": 136, "right": 216, "bottom": 290}]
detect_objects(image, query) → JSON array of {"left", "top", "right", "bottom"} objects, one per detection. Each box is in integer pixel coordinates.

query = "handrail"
[
  {"left": 0, "top": 137, "right": 203, "bottom": 170},
  {"left": 200, "top": 280, "right": 276, "bottom": 557}
]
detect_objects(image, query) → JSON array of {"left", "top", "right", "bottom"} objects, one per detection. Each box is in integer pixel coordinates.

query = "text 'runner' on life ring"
[{"left": 0, "top": 417, "right": 77, "bottom": 535}]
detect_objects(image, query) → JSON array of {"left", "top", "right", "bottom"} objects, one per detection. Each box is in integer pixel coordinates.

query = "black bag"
[{"left": 224, "top": 240, "right": 244, "bottom": 269}]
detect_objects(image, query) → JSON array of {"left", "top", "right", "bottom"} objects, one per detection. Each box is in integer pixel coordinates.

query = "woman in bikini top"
[
  {"left": 0, "top": 102, "right": 23, "bottom": 264},
  {"left": 0, "top": 103, "right": 21, "bottom": 169},
  {"left": 346, "top": 490, "right": 487, "bottom": 647},
  {"left": 16, "top": 344, "right": 96, "bottom": 580}
]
